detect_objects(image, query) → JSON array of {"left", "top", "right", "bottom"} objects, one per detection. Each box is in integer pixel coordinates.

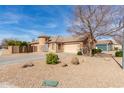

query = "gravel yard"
[{"left": 0, "top": 53, "right": 123, "bottom": 88}]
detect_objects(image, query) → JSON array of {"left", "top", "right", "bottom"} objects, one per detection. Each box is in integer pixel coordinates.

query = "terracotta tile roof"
[
  {"left": 38, "top": 35, "right": 50, "bottom": 38},
  {"left": 48, "top": 36, "right": 84, "bottom": 43},
  {"left": 96, "top": 40, "right": 113, "bottom": 44}
]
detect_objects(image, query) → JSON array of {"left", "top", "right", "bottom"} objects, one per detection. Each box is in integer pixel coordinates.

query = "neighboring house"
[
  {"left": 96, "top": 40, "right": 113, "bottom": 51},
  {"left": 30, "top": 35, "right": 94, "bottom": 53},
  {"left": 112, "top": 40, "right": 122, "bottom": 50}
]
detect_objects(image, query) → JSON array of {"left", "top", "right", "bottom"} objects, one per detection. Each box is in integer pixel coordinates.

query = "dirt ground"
[{"left": 0, "top": 54, "right": 123, "bottom": 88}]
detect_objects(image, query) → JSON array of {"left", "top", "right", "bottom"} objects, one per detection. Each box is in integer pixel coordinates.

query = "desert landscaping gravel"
[{"left": 0, "top": 54, "right": 123, "bottom": 88}]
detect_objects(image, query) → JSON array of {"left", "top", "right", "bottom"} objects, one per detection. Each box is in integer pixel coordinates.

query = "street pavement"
[{"left": 0, "top": 53, "right": 45, "bottom": 65}]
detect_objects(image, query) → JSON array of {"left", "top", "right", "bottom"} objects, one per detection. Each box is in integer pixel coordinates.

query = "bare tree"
[
  {"left": 113, "top": 31, "right": 123, "bottom": 45},
  {"left": 68, "top": 5, "right": 124, "bottom": 56}
]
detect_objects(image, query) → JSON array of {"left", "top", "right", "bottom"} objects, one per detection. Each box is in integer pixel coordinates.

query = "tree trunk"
[
  {"left": 89, "top": 42, "right": 94, "bottom": 57},
  {"left": 83, "top": 34, "right": 95, "bottom": 56},
  {"left": 88, "top": 36, "right": 95, "bottom": 57},
  {"left": 89, "top": 47, "right": 93, "bottom": 57}
]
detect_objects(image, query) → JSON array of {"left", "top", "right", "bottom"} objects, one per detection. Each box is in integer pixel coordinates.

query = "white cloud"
[
  {"left": 46, "top": 23, "right": 57, "bottom": 28},
  {"left": 0, "top": 20, "right": 18, "bottom": 25},
  {"left": 0, "top": 13, "right": 21, "bottom": 25},
  {"left": 34, "top": 22, "right": 57, "bottom": 29},
  {"left": 32, "top": 22, "right": 58, "bottom": 29},
  {"left": 0, "top": 12, "right": 35, "bottom": 25},
  {"left": 13, "top": 27, "right": 44, "bottom": 36},
  {"left": 23, "top": 29, "right": 44, "bottom": 36}
]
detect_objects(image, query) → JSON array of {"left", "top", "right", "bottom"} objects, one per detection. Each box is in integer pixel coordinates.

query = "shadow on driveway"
[{"left": 112, "top": 56, "right": 122, "bottom": 69}]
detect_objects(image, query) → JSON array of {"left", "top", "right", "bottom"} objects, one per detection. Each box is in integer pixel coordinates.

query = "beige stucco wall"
[
  {"left": 38, "top": 38, "right": 47, "bottom": 45},
  {"left": 48, "top": 43, "right": 57, "bottom": 53},
  {"left": 8, "top": 46, "right": 13, "bottom": 54},
  {"left": 0, "top": 49, "right": 11, "bottom": 56},
  {"left": 0, "top": 46, "right": 13, "bottom": 56},
  {"left": 38, "top": 37, "right": 48, "bottom": 52}
]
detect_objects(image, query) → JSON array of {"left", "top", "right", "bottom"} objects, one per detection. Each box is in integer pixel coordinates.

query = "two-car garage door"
[{"left": 63, "top": 44, "right": 80, "bottom": 53}]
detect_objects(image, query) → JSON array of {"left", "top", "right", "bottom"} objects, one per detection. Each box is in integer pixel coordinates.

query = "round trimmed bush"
[
  {"left": 46, "top": 53, "right": 59, "bottom": 64},
  {"left": 115, "top": 51, "right": 123, "bottom": 57},
  {"left": 77, "top": 51, "right": 82, "bottom": 55}
]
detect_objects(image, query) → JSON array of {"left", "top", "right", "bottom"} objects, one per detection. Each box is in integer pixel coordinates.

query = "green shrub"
[
  {"left": 5, "top": 39, "right": 29, "bottom": 46},
  {"left": 92, "top": 49, "right": 97, "bottom": 55},
  {"left": 46, "top": 53, "right": 59, "bottom": 64},
  {"left": 115, "top": 51, "right": 123, "bottom": 57},
  {"left": 97, "top": 49, "right": 102, "bottom": 53},
  {"left": 77, "top": 51, "right": 82, "bottom": 55},
  {"left": 92, "top": 48, "right": 102, "bottom": 55}
]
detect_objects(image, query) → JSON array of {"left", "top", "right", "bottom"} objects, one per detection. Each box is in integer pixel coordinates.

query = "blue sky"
[{"left": 0, "top": 5, "right": 74, "bottom": 43}]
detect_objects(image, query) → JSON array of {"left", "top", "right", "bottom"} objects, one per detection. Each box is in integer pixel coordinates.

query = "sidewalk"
[{"left": 0, "top": 82, "right": 18, "bottom": 88}]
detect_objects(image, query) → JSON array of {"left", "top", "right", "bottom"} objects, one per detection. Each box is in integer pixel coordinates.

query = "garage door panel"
[{"left": 64, "top": 44, "right": 80, "bottom": 53}]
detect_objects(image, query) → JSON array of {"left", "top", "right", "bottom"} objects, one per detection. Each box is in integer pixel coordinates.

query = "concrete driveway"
[{"left": 0, "top": 53, "right": 45, "bottom": 65}]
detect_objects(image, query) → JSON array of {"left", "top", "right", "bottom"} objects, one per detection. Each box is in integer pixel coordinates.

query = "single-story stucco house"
[
  {"left": 31, "top": 35, "right": 121, "bottom": 53},
  {"left": 47, "top": 36, "right": 85, "bottom": 53},
  {"left": 30, "top": 35, "right": 87, "bottom": 53}
]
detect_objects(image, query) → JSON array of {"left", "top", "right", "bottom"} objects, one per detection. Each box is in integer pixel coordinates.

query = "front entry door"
[{"left": 58, "top": 43, "right": 63, "bottom": 52}]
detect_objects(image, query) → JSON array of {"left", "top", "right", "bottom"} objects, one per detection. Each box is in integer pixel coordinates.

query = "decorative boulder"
[
  {"left": 22, "top": 63, "right": 34, "bottom": 68},
  {"left": 71, "top": 57, "right": 79, "bottom": 65}
]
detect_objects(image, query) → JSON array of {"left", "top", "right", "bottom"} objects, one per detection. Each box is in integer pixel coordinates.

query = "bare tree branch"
[{"left": 68, "top": 5, "right": 124, "bottom": 56}]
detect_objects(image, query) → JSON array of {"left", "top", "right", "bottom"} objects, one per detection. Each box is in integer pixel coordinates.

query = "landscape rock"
[
  {"left": 71, "top": 57, "right": 79, "bottom": 65},
  {"left": 62, "top": 63, "right": 68, "bottom": 67},
  {"left": 22, "top": 63, "right": 34, "bottom": 68}
]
